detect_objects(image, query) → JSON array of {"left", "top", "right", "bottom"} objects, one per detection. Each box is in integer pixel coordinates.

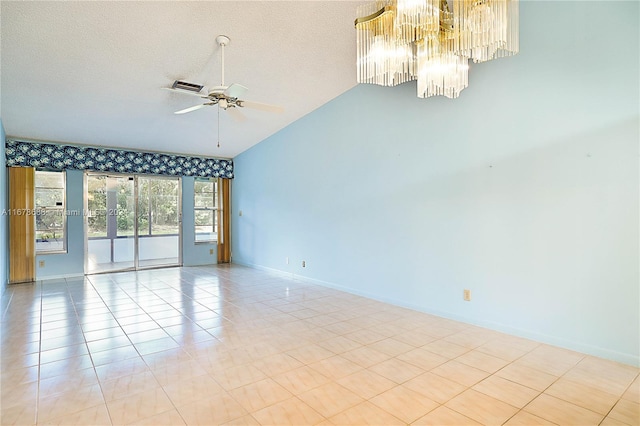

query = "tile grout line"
[
  {"left": 88, "top": 273, "right": 173, "bottom": 426},
  {"left": 427, "top": 333, "right": 544, "bottom": 426},
  {"left": 34, "top": 284, "right": 42, "bottom": 426},
  {"left": 71, "top": 276, "right": 115, "bottom": 426},
  {"left": 597, "top": 370, "right": 640, "bottom": 426}
]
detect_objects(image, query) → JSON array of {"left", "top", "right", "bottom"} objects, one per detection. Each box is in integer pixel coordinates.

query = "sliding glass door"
[
  {"left": 137, "top": 176, "right": 180, "bottom": 268},
  {"left": 86, "top": 175, "right": 135, "bottom": 273},
  {"left": 85, "top": 173, "right": 181, "bottom": 274}
]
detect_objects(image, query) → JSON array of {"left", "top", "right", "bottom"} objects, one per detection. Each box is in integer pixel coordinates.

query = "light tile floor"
[{"left": 1, "top": 265, "right": 638, "bottom": 425}]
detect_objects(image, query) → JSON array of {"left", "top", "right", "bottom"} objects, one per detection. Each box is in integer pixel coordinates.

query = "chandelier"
[{"left": 355, "top": 0, "right": 519, "bottom": 98}]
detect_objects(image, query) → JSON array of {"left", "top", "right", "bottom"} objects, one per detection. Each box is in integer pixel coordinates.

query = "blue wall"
[
  {"left": 0, "top": 120, "right": 7, "bottom": 295},
  {"left": 232, "top": 2, "right": 639, "bottom": 365},
  {"left": 35, "top": 173, "right": 217, "bottom": 279}
]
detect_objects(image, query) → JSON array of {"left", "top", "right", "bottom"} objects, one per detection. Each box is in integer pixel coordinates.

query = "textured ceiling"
[{"left": 1, "top": 1, "right": 365, "bottom": 159}]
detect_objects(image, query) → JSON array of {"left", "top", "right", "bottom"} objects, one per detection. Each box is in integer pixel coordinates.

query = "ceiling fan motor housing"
[{"left": 209, "top": 86, "right": 227, "bottom": 96}]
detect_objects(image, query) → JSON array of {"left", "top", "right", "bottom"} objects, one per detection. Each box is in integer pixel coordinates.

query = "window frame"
[
  {"left": 34, "top": 170, "right": 67, "bottom": 254},
  {"left": 194, "top": 178, "right": 218, "bottom": 243}
]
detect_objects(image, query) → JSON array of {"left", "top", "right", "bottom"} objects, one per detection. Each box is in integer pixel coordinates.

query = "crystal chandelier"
[{"left": 355, "top": 0, "right": 519, "bottom": 99}]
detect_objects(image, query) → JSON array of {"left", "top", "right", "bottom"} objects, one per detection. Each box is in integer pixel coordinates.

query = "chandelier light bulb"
[{"left": 355, "top": 0, "right": 519, "bottom": 98}]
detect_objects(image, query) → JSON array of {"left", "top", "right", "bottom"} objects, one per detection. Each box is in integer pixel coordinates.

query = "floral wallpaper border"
[{"left": 5, "top": 139, "right": 233, "bottom": 178}]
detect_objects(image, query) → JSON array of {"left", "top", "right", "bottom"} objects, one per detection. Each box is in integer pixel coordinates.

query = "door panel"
[
  {"left": 85, "top": 173, "right": 181, "bottom": 274},
  {"left": 86, "top": 175, "right": 135, "bottom": 273},
  {"left": 137, "top": 176, "right": 180, "bottom": 268}
]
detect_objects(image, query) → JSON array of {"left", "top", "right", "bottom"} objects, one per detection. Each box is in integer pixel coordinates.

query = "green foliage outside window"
[
  {"left": 35, "top": 170, "right": 65, "bottom": 252},
  {"left": 86, "top": 175, "right": 179, "bottom": 238},
  {"left": 194, "top": 179, "right": 217, "bottom": 242}
]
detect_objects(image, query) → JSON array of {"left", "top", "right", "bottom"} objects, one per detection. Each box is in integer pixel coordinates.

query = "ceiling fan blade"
[
  {"left": 164, "top": 87, "right": 208, "bottom": 98},
  {"left": 227, "top": 107, "right": 247, "bottom": 122},
  {"left": 174, "top": 104, "right": 210, "bottom": 114},
  {"left": 238, "top": 100, "right": 284, "bottom": 113},
  {"left": 224, "top": 83, "right": 249, "bottom": 99}
]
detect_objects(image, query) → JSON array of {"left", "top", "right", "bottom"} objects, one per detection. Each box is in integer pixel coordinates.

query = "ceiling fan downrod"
[
  {"left": 216, "top": 34, "right": 229, "bottom": 147},
  {"left": 215, "top": 35, "right": 230, "bottom": 88}
]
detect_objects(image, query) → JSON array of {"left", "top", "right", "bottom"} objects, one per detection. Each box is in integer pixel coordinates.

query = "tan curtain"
[
  {"left": 8, "top": 167, "right": 36, "bottom": 283},
  {"left": 217, "top": 178, "right": 231, "bottom": 263}
]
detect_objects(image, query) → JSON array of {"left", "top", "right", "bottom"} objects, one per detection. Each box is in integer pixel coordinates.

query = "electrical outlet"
[
  {"left": 38, "top": 260, "right": 45, "bottom": 268},
  {"left": 302, "top": 260, "right": 306, "bottom": 268},
  {"left": 286, "top": 257, "right": 289, "bottom": 265},
  {"left": 209, "top": 248, "right": 214, "bottom": 255},
  {"left": 463, "top": 289, "right": 471, "bottom": 301},
  {"left": 239, "top": 210, "right": 243, "bottom": 217}
]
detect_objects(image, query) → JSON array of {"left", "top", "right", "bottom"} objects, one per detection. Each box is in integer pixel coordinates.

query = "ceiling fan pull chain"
[{"left": 217, "top": 106, "right": 221, "bottom": 148}]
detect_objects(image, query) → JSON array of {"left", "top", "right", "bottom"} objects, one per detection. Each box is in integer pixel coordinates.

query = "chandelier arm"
[
  {"left": 355, "top": 0, "right": 519, "bottom": 98},
  {"left": 354, "top": 5, "right": 394, "bottom": 26}
]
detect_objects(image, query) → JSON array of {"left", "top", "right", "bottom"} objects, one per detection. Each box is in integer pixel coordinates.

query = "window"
[
  {"left": 86, "top": 175, "right": 108, "bottom": 238},
  {"left": 35, "top": 170, "right": 66, "bottom": 252},
  {"left": 138, "top": 176, "right": 180, "bottom": 237},
  {"left": 194, "top": 178, "right": 218, "bottom": 242}
]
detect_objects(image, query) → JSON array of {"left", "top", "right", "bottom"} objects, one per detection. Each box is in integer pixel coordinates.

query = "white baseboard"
[
  {"left": 36, "top": 273, "right": 85, "bottom": 281},
  {"left": 231, "top": 261, "right": 640, "bottom": 367}
]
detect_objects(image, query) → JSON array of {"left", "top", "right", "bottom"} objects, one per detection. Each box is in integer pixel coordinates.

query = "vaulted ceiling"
[{"left": 1, "top": 1, "right": 365, "bottom": 159}]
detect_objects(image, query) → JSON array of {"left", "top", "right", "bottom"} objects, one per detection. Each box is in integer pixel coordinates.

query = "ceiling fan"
[{"left": 169, "top": 35, "right": 283, "bottom": 122}]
